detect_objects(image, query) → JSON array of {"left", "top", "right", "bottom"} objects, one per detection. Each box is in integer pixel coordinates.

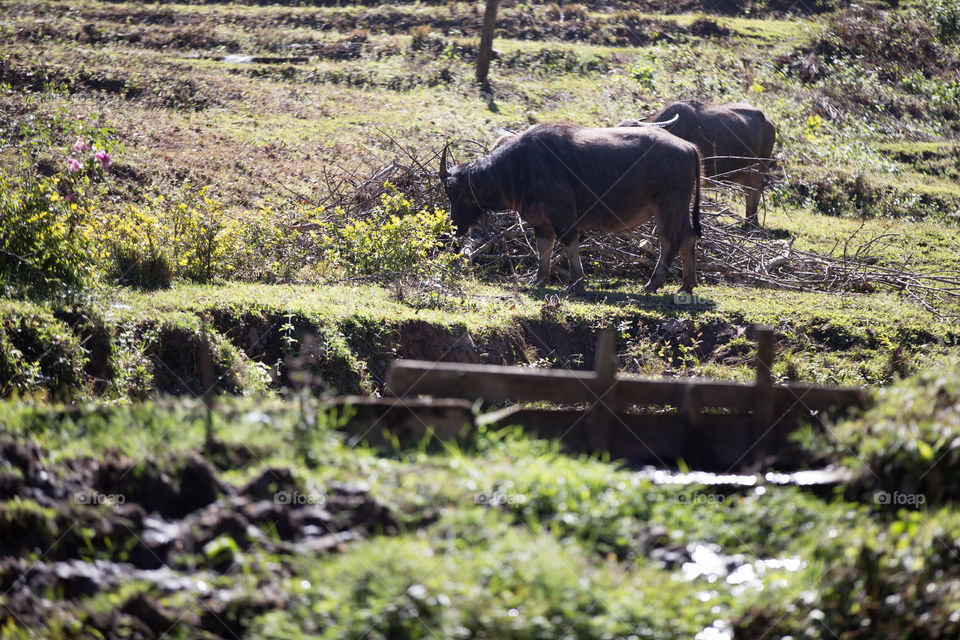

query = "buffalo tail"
[{"left": 692, "top": 151, "right": 702, "bottom": 238}]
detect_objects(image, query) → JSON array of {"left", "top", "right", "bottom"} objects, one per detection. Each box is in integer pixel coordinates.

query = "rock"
[
  {"left": 243, "top": 500, "right": 301, "bottom": 541},
  {"left": 241, "top": 467, "right": 301, "bottom": 503},
  {"left": 95, "top": 453, "right": 225, "bottom": 519},
  {"left": 177, "top": 454, "right": 228, "bottom": 514},
  {"left": 121, "top": 593, "right": 174, "bottom": 633},
  {"left": 95, "top": 455, "right": 181, "bottom": 518}
]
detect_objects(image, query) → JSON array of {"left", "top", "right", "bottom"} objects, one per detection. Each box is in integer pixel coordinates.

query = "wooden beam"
[
  {"left": 327, "top": 396, "right": 474, "bottom": 445},
  {"left": 385, "top": 360, "right": 866, "bottom": 413}
]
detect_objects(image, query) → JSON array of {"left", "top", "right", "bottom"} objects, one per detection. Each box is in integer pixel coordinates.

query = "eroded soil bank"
[{"left": 3, "top": 284, "right": 956, "bottom": 401}]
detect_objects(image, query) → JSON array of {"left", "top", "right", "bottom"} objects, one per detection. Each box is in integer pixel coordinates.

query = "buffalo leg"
[
  {"left": 533, "top": 228, "right": 556, "bottom": 287},
  {"left": 743, "top": 170, "right": 762, "bottom": 227},
  {"left": 559, "top": 230, "right": 586, "bottom": 295},
  {"left": 678, "top": 234, "right": 697, "bottom": 293},
  {"left": 644, "top": 237, "right": 679, "bottom": 293}
]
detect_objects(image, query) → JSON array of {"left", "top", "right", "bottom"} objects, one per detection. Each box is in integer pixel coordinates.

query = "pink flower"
[
  {"left": 73, "top": 136, "right": 88, "bottom": 154},
  {"left": 65, "top": 195, "right": 74, "bottom": 202},
  {"left": 93, "top": 148, "right": 111, "bottom": 168},
  {"left": 67, "top": 157, "right": 81, "bottom": 173}
]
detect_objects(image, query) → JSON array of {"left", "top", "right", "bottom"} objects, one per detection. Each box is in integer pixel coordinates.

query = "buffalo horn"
[
  {"left": 439, "top": 143, "right": 450, "bottom": 180},
  {"left": 634, "top": 113, "right": 680, "bottom": 128}
]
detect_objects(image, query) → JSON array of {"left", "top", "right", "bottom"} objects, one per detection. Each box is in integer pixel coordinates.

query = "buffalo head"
[{"left": 440, "top": 144, "right": 483, "bottom": 237}]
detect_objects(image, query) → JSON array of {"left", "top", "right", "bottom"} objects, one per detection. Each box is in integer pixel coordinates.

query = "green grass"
[{"left": 3, "top": 390, "right": 959, "bottom": 638}]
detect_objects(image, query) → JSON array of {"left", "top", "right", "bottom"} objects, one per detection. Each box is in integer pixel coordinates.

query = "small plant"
[
  {"left": 409, "top": 25, "right": 433, "bottom": 51},
  {"left": 628, "top": 63, "right": 655, "bottom": 89}
]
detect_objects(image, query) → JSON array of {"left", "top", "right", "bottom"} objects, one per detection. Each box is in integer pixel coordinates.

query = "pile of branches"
[
  {"left": 279, "top": 128, "right": 451, "bottom": 221},
  {"left": 284, "top": 135, "right": 960, "bottom": 317},
  {"left": 463, "top": 185, "right": 960, "bottom": 317}
]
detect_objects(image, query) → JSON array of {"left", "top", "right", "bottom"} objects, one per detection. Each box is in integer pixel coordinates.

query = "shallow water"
[{"left": 634, "top": 466, "right": 850, "bottom": 488}]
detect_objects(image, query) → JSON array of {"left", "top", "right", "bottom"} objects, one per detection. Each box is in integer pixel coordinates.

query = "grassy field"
[{"left": 2, "top": 0, "right": 960, "bottom": 637}]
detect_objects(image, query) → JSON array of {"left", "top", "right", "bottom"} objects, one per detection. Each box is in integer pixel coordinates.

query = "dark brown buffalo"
[
  {"left": 619, "top": 101, "right": 776, "bottom": 226},
  {"left": 440, "top": 124, "right": 702, "bottom": 293}
]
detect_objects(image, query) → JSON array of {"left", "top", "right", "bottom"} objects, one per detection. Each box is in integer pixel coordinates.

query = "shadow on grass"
[{"left": 523, "top": 284, "right": 717, "bottom": 314}]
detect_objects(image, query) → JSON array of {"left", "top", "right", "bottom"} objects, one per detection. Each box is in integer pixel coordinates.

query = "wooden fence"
[{"left": 380, "top": 325, "right": 867, "bottom": 469}]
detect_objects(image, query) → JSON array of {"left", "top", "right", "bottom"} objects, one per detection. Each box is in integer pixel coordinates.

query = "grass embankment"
[{"left": 3, "top": 270, "right": 959, "bottom": 401}]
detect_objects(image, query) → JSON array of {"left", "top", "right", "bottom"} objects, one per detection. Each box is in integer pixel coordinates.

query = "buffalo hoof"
[{"left": 642, "top": 282, "right": 660, "bottom": 294}]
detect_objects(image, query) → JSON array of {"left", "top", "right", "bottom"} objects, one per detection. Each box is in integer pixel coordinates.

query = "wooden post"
[
  {"left": 587, "top": 329, "right": 617, "bottom": 453},
  {"left": 753, "top": 325, "right": 775, "bottom": 463},
  {"left": 475, "top": 0, "right": 501, "bottom": 88}
]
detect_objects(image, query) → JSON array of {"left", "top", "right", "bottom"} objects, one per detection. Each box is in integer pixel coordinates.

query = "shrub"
[
  {"left": 316, "top": 184, "right": 460, "bottom": 283},
  {"left": 97, "top": 187, "right": 329, "bottom": 285},
  {"left": 107, "top": 243, "right": 174, "bottom": 290},
  {"left": 0, "top": 173, "right": 96, "bottom": 295},
  {"left": 825, "top": 361, "right": 960, "bottom": 504},
  {"left": 0, "top": 305, "right": 87, "bottom": 400},
  {"left": 815, "top": 6, "right": 957, "bottom": 79},
  {"left": 96, "top": 187, "right": 241, "bottom": 285},
  {"left": 166, "top": 188, "right": 239, "bottom": 284},
  {"left": 0, "top": 123, "right": 119, "bottom": 296},
  {"left": 628, "top": 63, "right": 655, "bottom": 89}
]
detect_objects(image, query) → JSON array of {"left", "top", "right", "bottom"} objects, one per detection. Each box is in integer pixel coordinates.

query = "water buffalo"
[
  {"left": 440, "top": 124, "right": 702, "bottom": 294},
  {"left": 619, "top": 101, "right": 775, "bottom": 226},
  {"left": 490, "top": 114, "right": 678, "bottom": 151}
]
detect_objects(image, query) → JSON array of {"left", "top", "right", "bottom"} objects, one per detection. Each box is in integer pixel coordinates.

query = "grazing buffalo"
[
  {"left": 619, "top": 101, "right": 776, "bottom": 226},
  {"left": 440, "top": 124, "right": 702, "bottom": 294},
  {"left": 490, "top": 114, "right": 678, "bottom": 151}
]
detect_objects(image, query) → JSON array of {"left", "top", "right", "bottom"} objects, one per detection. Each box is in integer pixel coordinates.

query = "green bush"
[
  {"left": 317, "top": 184, "right": 460, "bottom": 283},
  {"left": 931, "top": 0, "right": 960, "bottom": 42},
  {"left": 0, "top": 305, "right": 88, "bottom": 400},
  {"left": 0, "top": 173, "right": 96, "bottom": 295},
  {"left": 97, "top": 187, "right": 329, "bottom": 285},
  {"left": 825, "top": 361, "right": 960, "bottom": 503},
  {"left": 107, "top": 243, "right": 174, "bottom": 290}
]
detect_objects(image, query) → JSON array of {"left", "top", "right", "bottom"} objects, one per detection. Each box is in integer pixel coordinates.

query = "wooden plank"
[
  {"left": 385, "top": 361, "right": 597, "bottom": 404},
  {"left": 385, "top": 360, "right": 866, "bottom": 412}
]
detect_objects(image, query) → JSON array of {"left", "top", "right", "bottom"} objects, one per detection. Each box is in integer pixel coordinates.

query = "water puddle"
[
  {"left": 634, "top": 467, "right": 850, "bottom": 489},
  {"left": 681, "top": 543, "right": 806, "bottom": 640}
]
